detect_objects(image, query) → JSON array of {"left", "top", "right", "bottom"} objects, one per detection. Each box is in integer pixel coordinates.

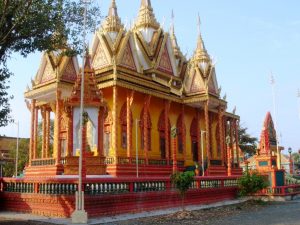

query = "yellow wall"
[{"left": 101, "top": 86, "right": 221, "bottom": 167}]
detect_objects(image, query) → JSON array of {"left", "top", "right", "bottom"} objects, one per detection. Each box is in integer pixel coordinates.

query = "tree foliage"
[
  {"left": 3, "top": 138, "right": 29, "bottom": 177},
  {"left": 170, "top": 171, "right": 194, "bottom": 210},
  {"left": 238, "top": 125, "right": 258, "bottom": 158},
  {"left": 0, "top": 0, "right": 100, "bottom": 127},
  {"left": 238, "top": 171, "right": 268, "bottom": 196}
]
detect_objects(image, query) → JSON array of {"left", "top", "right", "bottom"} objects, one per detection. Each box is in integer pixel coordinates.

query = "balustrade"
[
  {"left": 1, "top": 177, "right": 239, "bottom": 196},
  {"left": 31, "top": 158, "right": 55, "bottom": 166}
]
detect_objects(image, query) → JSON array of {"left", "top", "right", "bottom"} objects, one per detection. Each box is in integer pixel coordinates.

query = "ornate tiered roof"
[
  {"left": 135, "top": 0, "right": 159, "bottom": 29},
  {"left": 102, "top": 0, "right": 124, "bottom": 33},
  {"left": 68, "top": 51, "right": 103, "bottom": 107},
  {"left": 26, "top": 0, "right": 229, "bottom": 112}
]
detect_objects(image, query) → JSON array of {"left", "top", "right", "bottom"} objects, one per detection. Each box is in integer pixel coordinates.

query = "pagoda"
[
  {"left": 255, "top": 112, "right": 285, "bottom": 186},
  {"left": 24, "top": 0, "right": 241, "bottom": 177}
]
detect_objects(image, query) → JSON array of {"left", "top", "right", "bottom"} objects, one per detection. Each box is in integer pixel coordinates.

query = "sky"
[{"left": 1, "top": 0, "right": 300, "bottom": 154}]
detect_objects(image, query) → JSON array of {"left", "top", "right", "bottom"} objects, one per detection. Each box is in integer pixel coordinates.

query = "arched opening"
[
  {"left": 158, "top": 110, "right": 171, "bottom": 159},
  {"left": 140, "top": 107, "right": 152, "bottom": 151},
  {"left": 190, "top": 117, "right": 198, "bottom": 162},
  {"left": 120, "top": 103, "right": 133, "bottom": 149},
  {"left": 176, "top": 114, "right": 186, "bottom": 154},
  {"left": 103, "top": 110, "right": 112, "bottom": 157}
]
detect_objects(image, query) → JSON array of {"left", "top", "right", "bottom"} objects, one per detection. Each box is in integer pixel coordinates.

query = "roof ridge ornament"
[
  {"left": 169, "top": 10, "right": 181, "bottom": 57},
  {"left": 193, "top": 14, "right": 210, "bottom": 63},
  {"left": 135, "top": 0, "right": 159, "bottom": 29},
  {"left": 102, "top": 0, "right": 124, "bottom": 32}
]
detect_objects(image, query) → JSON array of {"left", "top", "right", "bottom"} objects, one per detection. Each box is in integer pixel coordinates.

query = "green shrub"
[
  {"left": 170, "top": 171, "right": 194, "bottom": 209},
  {"left": 238, "top": 171, "right": 268, "bottom": 196}
]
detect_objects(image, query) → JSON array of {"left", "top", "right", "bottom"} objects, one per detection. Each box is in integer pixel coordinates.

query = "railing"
[
  {"left": 258, "top": 184, "right": 300, "bottom": 196},
  {"left": 148, "top": 159, "right": 167, "bottom": 166},
  {"left": 31, "top": 158, "right": 55, "bottom": 166},
  {"left": 29, "top": 156, "right": 186, "bottom": 167},
  {"left": 0, "top": 176, "right": 239, "bottom": 196}
]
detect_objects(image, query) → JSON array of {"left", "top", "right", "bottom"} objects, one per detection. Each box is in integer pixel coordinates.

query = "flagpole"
[
  {"left": 297, "top": 89, "right": 300, "bottom": 120},
  {"left": 270, "top": 73, "right": 281, "bottom": 169},
  {"left": 72, "top": 1, "right": 90, "bottom": 223}
]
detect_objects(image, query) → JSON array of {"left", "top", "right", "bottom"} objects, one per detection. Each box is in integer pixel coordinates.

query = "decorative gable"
[
  {"left": 41, "top": 60, "right": 56, "bottom": 84},
  {"left": 119, "top": 43, "right": 136, "bottom": 71},
  {"left": 207, "top": 69, "right": 218, "bottom": 95},
  {"left": 157, "top": 45, "right": 173, "bottom": 75},
  {"left": 190, "top": 69, "right": 205, "bottom": 93},
  {"left": 92, "top": 42, "right": 109, "bottom": 70},
  {"left": 61, "top": 59, "right": 77, "bottom": 82}
]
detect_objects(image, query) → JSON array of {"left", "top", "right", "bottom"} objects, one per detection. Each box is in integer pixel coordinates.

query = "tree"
[
  {"left": 36, "top": 119, "right": 54, "bottom": 158},
  {"left": 238, "top": 125, "right": 258, "bottom": 158},
  {"left": 170, "top": 171, "right": 194, "bottom": 210},
  {"left": 0, "top": 0, "right": 100, "bottom": 127},
  {"left": 3, "top": 119, "right": 54, "bottom": 177},
  {"left": 3, "top": 138, "right": 30, "bottom": 177}
]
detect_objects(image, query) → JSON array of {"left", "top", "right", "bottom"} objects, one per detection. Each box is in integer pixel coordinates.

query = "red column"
[
  {"left": 126, "top": 93, "right": 132, "bottom": 158},
  {"left": 143, "top": 95, "right": 151, "bottom": 165},
  {"left": 45, "top": 109, "right": 50, "bottom": 158},
  {"left": 67, "top": 108, "right": 73, "bottom": 157},
  {"left": 33, "top": 107, "right": 38, "bottom": 159},
  {"left": 196, "top": 109, "right": 200, "bottom": 164},
  {"left": 29, "top": 99, "right": 36, "bottom": 165},
  {"left": 112, "top": 86, "right": 118, "bottom": 159},
  {"left": 55, "top": 91, "right": 62, "bottom": 165},
  {"left": 204, "top": 101, "right": 211, "bottom": 167},
  {"left": 41, "top": 107, "right": 46, "bottom": 159},
  {"left": 235, "top": 119, "right": 240, "bottom": 167},
  {"left": 164, "top": 101, "right": 171, "bottom": 163},
  {"left": 172, "top": 135, "right": 177, "bottom": 173},
  {"left": 143, "top": 108, "right": 148, "bottom": 164},
  {"left": 97, "top": 108, "right": 103, "bottom": 156},
  {"left": 230, "top": 119, "right": 234, "bottom": 168},
  {"left": 223, "top": 117, "right": 227, "bottom": 164},
  {"left": 181, "top": 105, "right": 186, "bottom": 162},
  {"left": 227, "top": 143, "right": 232, "bottom": 176},
  {"left": 218, "top": 107, "right": 225, "bottom": 166}
]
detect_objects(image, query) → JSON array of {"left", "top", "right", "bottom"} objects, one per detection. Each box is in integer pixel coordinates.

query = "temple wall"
[{"left": 101, "top": 86, "right": 220, "bottom": 167}]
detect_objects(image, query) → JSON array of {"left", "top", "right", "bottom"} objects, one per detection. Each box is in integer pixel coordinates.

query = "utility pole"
[
  {"left": 15, "top": 121, "right": 19, "bottom": 177},
  {"left": 71, "top": 1, "right": 90, "bottom": 223},
  {"left": 270, "top": 74, "right": 281, "bottom": 169}
]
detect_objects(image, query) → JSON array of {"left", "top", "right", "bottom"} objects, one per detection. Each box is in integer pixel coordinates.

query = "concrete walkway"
[{"left": 0, "top": 199, "right": 248, "bottom": 225}]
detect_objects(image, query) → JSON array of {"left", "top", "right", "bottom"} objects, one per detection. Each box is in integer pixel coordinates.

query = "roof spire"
[
  {"left": 169, "top": 10, "right": 181, "bottom": 57},
  {"left": 170, "top": 9, "right": 175, "bottom": 35},
  {"left": 102, "top": 0, "right": 123, "bottom": 32},
  {"left": 135, "top": 0, "right": 159, "bottom": 29},
  {"left": 141, "top": 0, "right": 151, "bottom": 6},
  {"left": 84, "top": 44, "right": 92, "bottom": 70},
  {"left": 193, "top": 14, "right": 210, "bottom": 62}
]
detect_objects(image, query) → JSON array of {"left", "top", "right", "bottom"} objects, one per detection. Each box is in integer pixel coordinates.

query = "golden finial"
[
  {"left": 102, "top": 0, "right": 123, "bottom": 32},
  {"left": 135, "top": 0, "right": 159, "bottom": 29},
  {"left": 170, "top": 9, "right": 175, "bottom": 35},
  {"left": 169, "top": 10, "right": 182, "bottom": 58},
  {"left": 193, "top": 14, "right": 210, "bottom": 62}
]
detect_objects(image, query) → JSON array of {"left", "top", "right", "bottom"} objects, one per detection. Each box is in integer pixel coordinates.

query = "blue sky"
[{"left": 1, "top": 0, "right": 300, "bottom": 153}]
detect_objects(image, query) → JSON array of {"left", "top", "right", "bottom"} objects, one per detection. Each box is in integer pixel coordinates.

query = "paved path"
[
  {"left": 210, "top": 200, "right": 300, "bottom": 225},
  {"left": 0, "top": 199, "right": 300, "bottom": 225}
]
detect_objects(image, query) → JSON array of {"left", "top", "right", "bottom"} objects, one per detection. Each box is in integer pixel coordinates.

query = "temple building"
[{"left": 24, "top": 0, "right": 241, "bottom": 177}]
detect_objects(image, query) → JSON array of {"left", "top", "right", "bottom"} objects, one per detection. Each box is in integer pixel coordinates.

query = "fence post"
[
  {"left": 221, "top": 179, "right": 224, "bottom": 188},
  {"left": 34, "top": 182, "right": 39, "bottom": 193},
  {"left": 129, "top": 181, "right": 134, "bottom": 192},
  {"left": 166, "top": 179, "right": 171, "bottom": 190}
]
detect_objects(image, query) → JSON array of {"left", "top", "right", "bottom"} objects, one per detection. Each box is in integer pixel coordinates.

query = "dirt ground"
[{"left": 1, "top": 200, "right": 300, "bottom": 225}]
